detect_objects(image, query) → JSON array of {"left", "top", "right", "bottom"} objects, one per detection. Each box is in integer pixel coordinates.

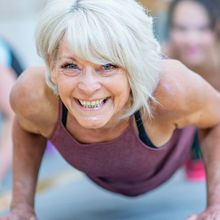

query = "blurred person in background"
[
  {"left": 0, "top": 38, "right": 23, "bottom": 188},
  {"left": 215, "top": 0, "right": 220, "bottom": 38},
  {"left": 163, "top": 0, "right": 220, "bottom": 181}
]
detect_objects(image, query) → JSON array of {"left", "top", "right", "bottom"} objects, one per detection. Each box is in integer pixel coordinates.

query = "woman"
[
  {"left": 0, "top": 38, "right": 23, "bottom": 186},
  {"left": 166, "top": 0, "right": 220, "bottom": 90},
  {"left": 164, "top": 0, "right": 220, "bottom": 181},
  {"left": 1, "top": 0, "right": 220, "bottom": 219}
]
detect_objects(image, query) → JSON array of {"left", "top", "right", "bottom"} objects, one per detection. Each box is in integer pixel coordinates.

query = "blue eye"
[
  {"left": 102, "top": 63, "right": 118, "bottom": 71},
  {"left": 61, "top": 63, "right": 78, "bottom": 69}
]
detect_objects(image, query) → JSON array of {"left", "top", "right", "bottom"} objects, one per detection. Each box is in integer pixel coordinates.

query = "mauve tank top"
[{"left": 49, "top": 101, "right": 196, "bottom": 197}]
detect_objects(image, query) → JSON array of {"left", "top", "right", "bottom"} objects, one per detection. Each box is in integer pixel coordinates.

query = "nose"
[
  {"left": 77, "top": 67, "right": 101, "bottom": 95},
  {"left": 185, "top": 30, "right": 200, "bottom": 45}
]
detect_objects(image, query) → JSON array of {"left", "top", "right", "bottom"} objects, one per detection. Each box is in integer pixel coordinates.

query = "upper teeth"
[{"left": 79, "top": 99, "right": 106, "bottom": 108}]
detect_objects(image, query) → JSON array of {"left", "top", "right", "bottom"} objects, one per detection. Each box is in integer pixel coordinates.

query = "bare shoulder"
[
  {"left": 152, "top": 59, "right": 220, "bottom": 128},
  {"left": 154, "top": 59, "right": 195, "bottom": 111},
  {"left": 10, "top": 66, "right": 58, "bottom": 136},
  {"left": 161, "top": 42, "right": 173, "bottom": 58}
]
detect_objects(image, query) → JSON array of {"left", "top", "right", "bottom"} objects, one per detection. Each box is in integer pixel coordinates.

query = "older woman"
[{"left": 1, "top": 0, "right": 220, "bottom": 219}]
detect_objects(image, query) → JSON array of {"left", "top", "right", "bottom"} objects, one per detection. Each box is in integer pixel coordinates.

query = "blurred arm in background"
[
  {"left": 0, "top": 66, "right": 16, "bottom": 185},
  {"left": 0, "top": 38, "right": 23, "bottom": 186}
]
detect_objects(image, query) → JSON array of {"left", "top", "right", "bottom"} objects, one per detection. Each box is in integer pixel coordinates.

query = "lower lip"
[{"left": 75, "top": 98, "right": 110, "bottom": 111}]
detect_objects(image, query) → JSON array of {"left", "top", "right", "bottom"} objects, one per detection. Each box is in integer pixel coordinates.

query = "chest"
[{"left": 49, "top": 121, "right": 185, "bottom": 182}]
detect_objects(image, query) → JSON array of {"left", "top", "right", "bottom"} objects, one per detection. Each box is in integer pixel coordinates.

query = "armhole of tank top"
[
  {"left": 48, "top": 99, "right": 63, "bottom": 139},
  {"left": 61, "top": 101, "right": 68, "bottom": 128},
  {"left": 134, "top": 111, "right": 157, "bottom": 149}
]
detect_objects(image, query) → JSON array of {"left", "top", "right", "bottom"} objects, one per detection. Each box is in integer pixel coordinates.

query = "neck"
[
  {"left": 196, "top": 55, "right": 217, "bottom": 72},
  {"left": 67, "top": 114, "right": 130, "bottom": 144}
]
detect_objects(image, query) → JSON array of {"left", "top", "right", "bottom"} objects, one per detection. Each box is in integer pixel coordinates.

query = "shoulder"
[
  {"left": 155, "top": 59, "right": 204, "bottom": 101},
  {"left": 152, "top": 59, "right": 220, "bottom": 128},
  {"left": 161, "top": 42, "right": 175, "bottom": 58},
  {"left": 10, "top": 66, "right": 58, "bottom": 136},
  {"left": 154, "top": 59, "right": 196, "bottom": 110}
]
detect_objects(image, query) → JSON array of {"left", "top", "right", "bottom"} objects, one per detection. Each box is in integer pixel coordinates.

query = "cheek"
[
  {"left": 111, "top": 78, "right": 130, "bottom": 100},
  {"left": 56, "top": 77, "right": 77, "bottom": 95},
  {"left": 170, "top": 31, "right": 186, "bottom": 47},
  {"left": 199, "top": 34, "right": 216, "bottom": 48},
  {"left": 120, "top": 82, "right": 131, "bottom": 104}
]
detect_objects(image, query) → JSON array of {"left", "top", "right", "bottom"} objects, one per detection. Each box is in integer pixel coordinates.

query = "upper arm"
[
  {"left": 10, "top": 66, "right": 50, "bottom": 135},
  {"left": 154, "top": 60, "right": 220, "bottom": 129}
]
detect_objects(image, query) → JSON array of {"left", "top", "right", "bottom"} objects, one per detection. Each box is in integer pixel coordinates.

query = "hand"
[
  {"left": 187, "top": 206, "right": 220, "bottom": 220},
  {"left": 0, "top": 206, "right": 37, "bottom": 220}
]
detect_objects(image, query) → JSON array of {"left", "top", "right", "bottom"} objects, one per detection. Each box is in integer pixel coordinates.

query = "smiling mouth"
[{"left": 76, "top": 97, "right": 110, "bottom": 109}]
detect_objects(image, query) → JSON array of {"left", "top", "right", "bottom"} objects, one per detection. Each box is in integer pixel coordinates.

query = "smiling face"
[
  {"left": 169, "top": 0, "right": 216, "bottom": 67},
  {"left": 51, "top": 39, "right": 131, "bottom": 129}
]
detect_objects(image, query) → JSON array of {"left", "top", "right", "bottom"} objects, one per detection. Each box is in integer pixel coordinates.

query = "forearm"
[
  {"left": 0, "top": 116, "right": 13, "bottom": 178},
  {"left": 200, "top": 124, "right": 220, "bottom": 207},
  {"left": 11, "top": 119, "right": 47, "bottom": 209}
]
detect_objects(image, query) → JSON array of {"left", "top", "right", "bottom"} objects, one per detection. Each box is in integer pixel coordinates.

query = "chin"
[{"left": 77, "top": 117, "right": 111, "bottom": 129}]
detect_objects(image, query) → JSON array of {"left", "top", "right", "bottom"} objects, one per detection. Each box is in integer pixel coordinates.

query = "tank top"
[{"left": 49, "top": 101, "right": 196, "bottom": 197}]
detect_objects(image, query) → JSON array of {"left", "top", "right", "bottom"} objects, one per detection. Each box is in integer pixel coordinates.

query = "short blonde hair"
[{"left": 36, "top": 0, "right": 162, "bottom": 118}]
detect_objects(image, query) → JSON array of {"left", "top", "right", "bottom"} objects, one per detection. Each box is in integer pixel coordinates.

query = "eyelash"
[
  {"left": 102, "top": 64, "right": 118, "bottom": 71},
  {"left": 60, "top": 63, "right": 119, "bottom": 72},
  {"left": 61, "top": 63, "right": 78, "bottom": 70}
]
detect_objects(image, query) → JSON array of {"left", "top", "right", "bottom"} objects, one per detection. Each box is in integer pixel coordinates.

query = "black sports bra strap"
[
  {"left": 134, "top": 111, "right": 157, "bottom": 148},
  {"left": 62, "top": 102, "right": 68, "bottom": 127},
  {"left": 61, "top": 105, "right": 156, "bottom": 148}
]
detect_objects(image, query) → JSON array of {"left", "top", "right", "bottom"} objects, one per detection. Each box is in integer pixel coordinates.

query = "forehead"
[
  {"left": 57, "top": 39, "right": 74, "bottom": 57},
  {"left": 56, "top": 39, "right": 87, "bottom": 63},
  {"left": 56, "top": 36, "right": 118, "bottom": 66},
  {"left": 172, "top": 1, "right": 210, "bottom": 26},
  {"left": 56, "top": 39, "right": 121, "bottom": 68}
]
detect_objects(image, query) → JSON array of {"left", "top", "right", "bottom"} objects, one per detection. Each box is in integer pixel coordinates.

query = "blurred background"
[{"left": 0, "top": 0, "right": 47, "bottom": 67}]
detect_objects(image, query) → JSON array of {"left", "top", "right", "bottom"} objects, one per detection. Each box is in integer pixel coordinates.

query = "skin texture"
[
  {"left": 0, "top": 66, "right": 16, "bottom": 185},
  {"left": 1, "top": 42, "right": 220, "bottom": 219},
  {"left": 165, "top": 0, "right": 220, "bottom": 91}
]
